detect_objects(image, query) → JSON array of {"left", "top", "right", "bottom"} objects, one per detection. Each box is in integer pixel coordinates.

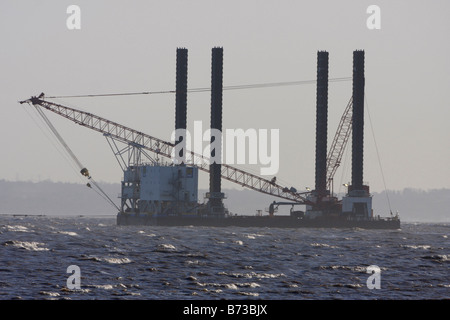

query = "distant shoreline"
[{"left": 0, "top": 180, "right": 449, "bottom": 223}]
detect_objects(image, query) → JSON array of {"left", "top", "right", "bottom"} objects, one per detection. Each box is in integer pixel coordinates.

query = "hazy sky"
[{"left": 1, "top": 0, "right": 449, "bottom": 195}]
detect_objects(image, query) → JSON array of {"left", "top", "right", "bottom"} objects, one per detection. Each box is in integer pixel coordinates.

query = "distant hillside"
[
  {"left": 372, "top": 188, "right": 450, "bottom": 223},
  {"left": 0, "top": 180, "right": 448, "bottom": 222},
  {"left": 0, "top": 180, "right": 119, "bottom": 216}
]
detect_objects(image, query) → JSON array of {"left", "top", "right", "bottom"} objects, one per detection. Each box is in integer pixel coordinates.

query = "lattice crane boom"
[
  {"left": 20, "top": 94, "right": 310, "bottom": 204},
  {"left": 326, "top": 97, "right": 353, "bottom": 190}
]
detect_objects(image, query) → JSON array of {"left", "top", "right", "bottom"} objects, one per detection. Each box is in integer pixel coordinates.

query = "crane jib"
[{"left": 20, "top": 94, "right": 310, "bottom": 205}]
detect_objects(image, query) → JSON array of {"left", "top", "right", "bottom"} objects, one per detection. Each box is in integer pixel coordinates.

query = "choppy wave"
[
  {"left": 101, "top": 257, "right": 132, "bottom": 264},
  {"left": 80, "top": 255, "right": 132, "bottom": 264},
  {"left": 402, "top": 244, "right": 432, "bottom": 250},
  {"left": 190, "top": 279, "right": 261, "bottom": 297},
  {"left": 3, "top": 240, "right": 49, "bottom": 251},
  {"left": 39, "top": 291, "right": 60, "bottom": 297},
  {"left": 0, "top": 216, "right": 449, "bottom": 299},
  {"left": 88, "top": 284, "right": 114, "bottom": 290},
  {"left": 310, "top": 243, "right": 339, "bottom": 249},
  {"left": 318, "top": 265, "right": 368, "bottom": 272},
  {"left": 218, "top": 271, "right": 286, "bottom": 279},
  {"left": 155, "top": 244, "right": 177, "bottom": 252},
  {"left": 3, "top": 225, "right": 30, "bottom": 232},
  {"left": 421, "top": 254, "right": 448, "bottom": 262},
  {"left": 56, "top": 231, "right": 79, "bottom": 236}
]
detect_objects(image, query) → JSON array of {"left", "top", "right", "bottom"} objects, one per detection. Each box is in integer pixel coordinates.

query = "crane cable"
[
  {"left": 44, "top": 77, "right": 352, "bottom": 99},
  {"left": 28, "top": 102, "right": 120, "bottom": 212},
  {"left": 21, "top": 101, "right": 83, "bottom": 181},
  {"left": 364, "top": 94, "right": 393, "bottom": 215}
]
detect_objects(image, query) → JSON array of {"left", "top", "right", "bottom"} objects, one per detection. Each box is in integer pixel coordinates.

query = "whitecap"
[
  {"left": 236, "top": 291, "right": 259, "bottom": 297},
  {"left": 91, "top": 284, "right": 114, "bottom": 290},
  {"left": 353, "top": 266, "right": 369, "bottom": 272},
  {"left": 403, "top": 244, "right": 431, "bottom": 250},
  {"left": 422, "top": 254, "right": 448, "bottom": 262},
  {"left": 102, "top": 257, "right": 132, "bottom": 264},
  {"left": 332, "top": 283, "right": 364, "bottom": 289},
  {"left": 233, "top": 240, "right": 244, "bottom": 246},
  {"left": 195, "top": 282, "right": 239, "bottom": 290},
  {"left": 125, "top": 292, "right": 141, "bottom": 296},
  {"left": 61, "top": 287, "right": 91, "bottom": 293},
  {"left": 244, "top": 233, "right": 264, "bottom": 239},
  {"left": 237, "top": 282, "right": 260, "bottom": 288},
  {"left": 217, "top": 271, "right": 252, "bottom": 278},
  {"left": 57, "top": 231, "right": 78, "bottom": 236},
  {"left": 80, "top": 255, "right": 102, "bottom": 262},
  {"left": 223, "top": 283, "right": 238, "bottom": 290},
  {"left": 199, "top": 288, "right": 222, "bottom": 294},
  {"left": 347, "top": 283, "right": 364, "bottom": 288},
  {"left": 5, "top": 225, "right": 29, "bottom": 232},
  {"left": 39, "top": 291, "right": 60, "bottom": 297},
  {"left": 218, "top": 271, "right": 285, "bottom": 279},
  {"left": 310, "top": 243, "right": 339, "bottom": 248},
  {"left": 3, "top": 240, "right": 49, "bottom": 251},
  {"left": 319, "top": 265, "right": 368, "bottom": 272},
  {"left": 156, "top": 244, "right": 177, "bottom": 252},
  {"left": 255, "top": 272, "right": 285, "bottom": 279}
]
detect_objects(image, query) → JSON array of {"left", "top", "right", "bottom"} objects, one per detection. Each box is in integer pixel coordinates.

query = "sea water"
[{"left": 0, "top": 215, "right": 448, "bottom": 300}]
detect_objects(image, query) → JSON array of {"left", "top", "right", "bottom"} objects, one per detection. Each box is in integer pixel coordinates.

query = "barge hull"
[{"left": 117, "top": 214, "right": 400, "bottom": 230}]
